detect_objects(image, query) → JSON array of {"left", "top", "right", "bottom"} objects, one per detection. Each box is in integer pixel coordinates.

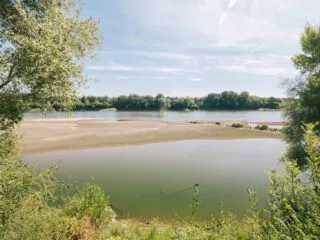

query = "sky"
[{"left": 80, "top": 0, "right": 320, "bottom": 97}]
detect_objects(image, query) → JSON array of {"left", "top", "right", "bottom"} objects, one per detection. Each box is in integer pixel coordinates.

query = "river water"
[
  {"left": 25, "top": 139, "right": 286, "bottom": 220},
  {"left": 24, "top": 110, "right": 283, "bottom": 122}
]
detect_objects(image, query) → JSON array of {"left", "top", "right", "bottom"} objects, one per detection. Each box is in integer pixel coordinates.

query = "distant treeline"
[{"left": 68, "top": 91, "right": 282, "bottom": 111}]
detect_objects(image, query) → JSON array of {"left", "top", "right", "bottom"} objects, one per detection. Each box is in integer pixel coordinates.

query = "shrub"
[
  {"left": 69, "top": 216, "right": 94, "bottom": 240},
  {"left": 263, "top": 123, "right": 320, "bottom": 239},
  {"left": 63, "top": 183, "right": 114, "bottom": 225},
  {"left": 270, "top": 128, "right": 279, "bottom": 132},
  {"left": 2, "top": 194, "right": 70, "bottom": 240},
  {"left": 255, "top": 125, "right": 268, "bottom": 130},
  {"left": 231, "top": 123, "right": 244, "bottom": 128},
  {"left": 0, "top": 131, "right": 57, "bottom": 235}
]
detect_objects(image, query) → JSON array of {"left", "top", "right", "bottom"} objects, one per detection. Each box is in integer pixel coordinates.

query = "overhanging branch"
[{"left": 0, "top": 63, "right": 15, "bottom": 90}]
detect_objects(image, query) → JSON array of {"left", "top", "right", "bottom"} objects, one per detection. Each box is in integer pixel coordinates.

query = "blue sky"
[{"left": 80, "top": 0, "right": 320, "bottom": 97}]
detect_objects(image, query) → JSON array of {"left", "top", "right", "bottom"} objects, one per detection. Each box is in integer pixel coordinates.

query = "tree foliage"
[
  {"left": 283, "top": 26, "right": 320, "bottom": 166},
  {"left": 263, "top": 123, "right": 320, "bottom": 239},
  {"left": 55, "top": 91, "right": 282, "bottom": 111},
  {"left": 63, "top": 183, "right": 114, "bottom": 225},
  {"left": 282, "top": 25, "right": 320, "bottom": 166},
  {"left": 0, "top": 0, "right": 101, "bottom": 130}
]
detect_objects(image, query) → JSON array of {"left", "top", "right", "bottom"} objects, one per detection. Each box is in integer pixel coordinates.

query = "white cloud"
[
  {"left": 87, "top": 65, "right": 134, "bottom": 71},
  {"left": 219, "top": 0, "right": 238, "bottom": 25},
  {"left": 218, "top": 12, "right": 227, "bottom": 25},
  {"left": 216, "top": 64, "right": 290, "bottom": 76},
  {"left": 99, "top": 50, "right": 191, "bottom": 60},
  {"left": 120, "top": 0, "right": 320, "bottom": 48},
  {"left": 190, "top": 77, "right": 203, "bottom": 82},
  {"left": 228, "top": 0, "right": 238, "bottom": 9},
  {"left": 86, "top": 64, "right": 202, "bottom": 73},
  {"left": 120, "top": 0, "right": 223, "bottom": 39},
  {"left": 215, "top": 54, "right": 294, "bottom": 77},
  {"left": 88, "top": 48, "right": 294, "bottom": 80}
]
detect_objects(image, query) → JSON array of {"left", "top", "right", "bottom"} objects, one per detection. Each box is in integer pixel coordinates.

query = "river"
[
  {"left": 24, "top": 110, "right": 283, "bottom": 122},
  {"left": 25, "top": 139, "right": 286, "bottom": 220}
]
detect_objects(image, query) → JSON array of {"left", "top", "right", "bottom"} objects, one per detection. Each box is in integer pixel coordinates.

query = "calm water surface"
[
  {"left": 24, "top": 110, "right": 283, "bottom": 122},
  {"left": 25, "top": 139, "right": 286, "bottom": 220}
]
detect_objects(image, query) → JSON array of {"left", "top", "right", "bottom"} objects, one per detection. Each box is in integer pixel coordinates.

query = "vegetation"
[
  {"left": 255, "top": 125, "right": 269, "bottom": 131},
  {"left": 0, "top": 0, "right": 101, "bottom": 130},
  {"left": 231, "top": 123, "right": 244, "bottom": 128},
  {"left": 262, "top": 123, "right": 320, "bottom": 239},
  {"left": 0, "top": 1, "right": 319, "bottom": 239},
  {"left": 33, "top": 91, "right": 283, "bottom": 112},
  {"left": 282, "top": 25, "right": 320, "bottom": 166}
]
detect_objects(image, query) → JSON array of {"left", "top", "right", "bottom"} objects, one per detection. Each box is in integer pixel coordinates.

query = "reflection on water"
[
  {"left": 24, "top": 110, "right": 284, "bottom": 122},
  {"left": 25, "top": 139, "right": 286, "bottom": 220}
]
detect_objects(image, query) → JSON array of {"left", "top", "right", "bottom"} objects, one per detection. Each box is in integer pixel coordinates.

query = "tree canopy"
[
  {"left": 0, "top": 0, "right": 101, "bottom": 129},
  {"left": 47, "top": 91, "right": 282, "bottom": 111},
  {"left": 282, "top": 24, "right": 320, "bottom": 166}
]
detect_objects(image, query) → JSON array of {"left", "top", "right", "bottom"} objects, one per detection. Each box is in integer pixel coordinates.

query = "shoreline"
[{"left": 19, "top": 119, "right": 284, "bottom": 155}]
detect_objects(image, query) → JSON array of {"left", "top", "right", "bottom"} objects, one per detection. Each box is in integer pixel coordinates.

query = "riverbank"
[{"left": 19, "top": 119, "right": 283, "bottom": 155}]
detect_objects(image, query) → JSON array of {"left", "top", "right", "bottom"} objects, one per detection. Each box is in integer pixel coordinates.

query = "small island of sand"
[{"left": 19, "top": 118, "right": 283, "bottom": 155}]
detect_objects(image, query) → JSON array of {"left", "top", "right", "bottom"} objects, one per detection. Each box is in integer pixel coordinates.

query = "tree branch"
[{"left": 0, "top": 63, "right": 15, "bottom": 90}]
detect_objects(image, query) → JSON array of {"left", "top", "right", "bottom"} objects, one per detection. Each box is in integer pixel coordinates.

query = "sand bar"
[{"left": 19, "top": 119, "right": 283, "bottom": 155}]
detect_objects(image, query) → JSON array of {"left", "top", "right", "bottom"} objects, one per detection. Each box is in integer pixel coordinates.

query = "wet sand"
[{"left": 19, "top": 119, "right": 283, "bottom": 155}]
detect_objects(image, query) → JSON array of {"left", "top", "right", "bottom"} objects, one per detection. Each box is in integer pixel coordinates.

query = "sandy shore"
[{"left": 19, "top": 119, "right": 283, "bottom": 155}]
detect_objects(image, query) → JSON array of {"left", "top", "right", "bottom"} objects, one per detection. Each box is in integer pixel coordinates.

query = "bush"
[
  {"left": 270, "top": 128, "right": 279, "bottom": 132},
  {"left": 63, "top": 183, "right": 114, "bottom": 225},
  {"left": 2, "top": 194, "right": 70, "bottom": 240},
  {"left": 231, "top": 123, "right": 244, "bottom": 128},
  {"left": 263, "top": 123, "right": 320, "bottom": 239},
  {"left": 0, "top": 131, "right": 57, "bottom": 235},
  {"left": 255, "top": 125, "right": 268, "bottom": 130}
]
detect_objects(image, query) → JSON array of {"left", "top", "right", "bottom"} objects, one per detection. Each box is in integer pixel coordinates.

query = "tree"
[
  {"left": 220, "top": 91, "right": 239, "bottom": 109},
  {"left": 0, "top": 1, "right": 108, "bottom": 238},
  {"left": 238, "top": 91, "right": 249, "bottom": 109},
  {"left": 0, "top": 0, "right": 101, "bottom": 129},
  {"left": 282, "top": 24, "right": 320, "bottom": 166},
  {"left": 203, "top": 93, "right": 220, "bottom": 109},
  {"left": 155, "top": 93, "right": 169, "bottom": 111},
  {"left": 265, "top": 97, "right": 281, "bottom": 109}
]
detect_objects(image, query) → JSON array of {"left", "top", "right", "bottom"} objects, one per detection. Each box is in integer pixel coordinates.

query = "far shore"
[{"left": 18, "top": 118, "right": 284, "bottom": 155}]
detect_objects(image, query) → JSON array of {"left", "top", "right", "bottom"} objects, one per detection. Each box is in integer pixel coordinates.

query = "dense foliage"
[
  {"left": 45, "top": 91, "right": 282, "bottom": 111},
  {"left": 0, "top": 0, "right": 101, "bottom": 130},
  {"left": 282, "top": 25, "right": 320, "bottom": 166}
]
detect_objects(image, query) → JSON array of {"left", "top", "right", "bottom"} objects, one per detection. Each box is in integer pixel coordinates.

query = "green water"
[{"left": 25, "top": 139, "right": 286, "bottom": 220}]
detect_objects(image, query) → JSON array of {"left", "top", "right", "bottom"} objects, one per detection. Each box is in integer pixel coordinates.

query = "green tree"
[
  {"left": 203, "top": 93, "right": 221, "bottom": 109},
  {"left": 265, "top": 97, "right": 280, "bottom": 109},
  {"left": 155, "top": 93, "right": 169, "bottom": 111},
  {"left": 0, "top": 1, "right": 104, "bottom": 238},
  {"left": 220, "top": 91, "right": 239, "bottom": 109},
  {"left": 282, "top": 25, "right": 320, "bottom": 166},
  {"left": 238, "top": 91, "right": 250, "bottom": 109},
  {"left": 0, "top": 0, "right": 101, "bottom": 129}
]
